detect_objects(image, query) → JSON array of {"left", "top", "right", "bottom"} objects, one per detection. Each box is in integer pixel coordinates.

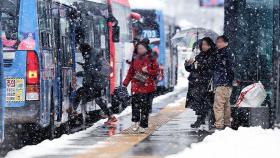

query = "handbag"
[{"left": 133, "top": 71, "right": 148, "bottom": 83}]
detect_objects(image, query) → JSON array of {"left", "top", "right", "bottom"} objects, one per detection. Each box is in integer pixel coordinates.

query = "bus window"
[
  {"left": 83, "top": 18, "right": 95, "bottom": 47},
  {"left": 1, "top": 0, "right": 19, "bottom": 51},
  {"left": 132, "top": 10, "right": 160, "bottom": 41},
  {"left": 59, "top": 9, "right": 72, "bottom": 67},
  {"left": 97, "top": 16, "right": 110, "bottom": 59},
  {"left": 111, "top": 2, "right": 133, "bottom": 42},
  {"left": 38, "top": 0, "right": 53, "bottom": 50}
]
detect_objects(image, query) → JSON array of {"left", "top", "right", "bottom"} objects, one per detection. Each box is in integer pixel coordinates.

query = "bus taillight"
[{"left": 26, "top": 51, "right": 40, "bottom": 101}]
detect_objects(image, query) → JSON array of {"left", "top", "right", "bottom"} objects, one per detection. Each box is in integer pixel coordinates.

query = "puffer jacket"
[{"left": 123, "top": 53, "right": 159, "bottom": 94}]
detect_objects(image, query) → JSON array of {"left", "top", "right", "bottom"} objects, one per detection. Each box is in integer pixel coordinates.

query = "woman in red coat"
[{"left": 123, "top": 40, "right": 159, "bottom": 133}]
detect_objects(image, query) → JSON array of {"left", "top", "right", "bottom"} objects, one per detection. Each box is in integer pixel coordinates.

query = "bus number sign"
[{"left": 142, "top": 30, "right": 158, "bottom": 39}]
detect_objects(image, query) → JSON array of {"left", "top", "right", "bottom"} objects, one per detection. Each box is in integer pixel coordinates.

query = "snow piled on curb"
[
  {"left": 166, "top": 127, "right": 280, "bottom": 158},
  {"left": 5, "top": 121, "right": 105, "bottom": 158},
  {"left": 5, "top": 108, "right": 131, "bottom": 158}
]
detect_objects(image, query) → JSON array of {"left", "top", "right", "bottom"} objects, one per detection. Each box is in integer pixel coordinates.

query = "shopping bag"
[
  {"left": 236, "top": 82, "right": 267, "bottom": 108},
  {"left": 111, "top": 86, "right": 131, "bottom": 113}
]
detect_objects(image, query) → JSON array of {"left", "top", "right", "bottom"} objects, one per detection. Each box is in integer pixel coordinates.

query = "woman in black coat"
[{"left": 185, "top": 37, "right": 215, "bottom": 128}]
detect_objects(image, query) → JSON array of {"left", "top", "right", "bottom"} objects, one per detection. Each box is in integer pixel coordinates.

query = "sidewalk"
[
  {"left": 121, "top": 108, "right": 209, "bottom": 158},
  {"left": 75, "top": 101, "right": 209, "bottom": 158},
  {"left": 6, "top": 87, "right": 196, "bottom": 158}
]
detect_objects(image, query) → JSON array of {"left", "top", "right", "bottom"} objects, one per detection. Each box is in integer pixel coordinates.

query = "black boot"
[{"left": 191, "top": 115, "right": 206, "bottom": 128}]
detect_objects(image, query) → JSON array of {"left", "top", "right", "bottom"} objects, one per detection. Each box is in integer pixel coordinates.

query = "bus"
[
  {"left": 0, "top": 0, "right": 120, "bottom": 138},
  {"left": 0, "top": 13, "right": 4, "bottom": 142},
  {"left": 107, "top": 0, "right": 134, "bottom": 94},
  {"left": 199, "top": 0, "right": 224, "bottom": 7},
  {"left": 131, "top": 9, "right": 178, "bottom": 92}
]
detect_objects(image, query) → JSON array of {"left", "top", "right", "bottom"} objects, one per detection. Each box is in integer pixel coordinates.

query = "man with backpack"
[{"left": 75, "top": 43, "right": 117, "bottom": 125}]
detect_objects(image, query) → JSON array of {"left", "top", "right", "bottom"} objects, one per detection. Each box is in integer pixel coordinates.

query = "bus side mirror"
[
  {"left": 112, "top": 25, "right": 120, "bottom": 43},
  {"left": 108, "top": 16, "right": 120, "bottom": 42}
]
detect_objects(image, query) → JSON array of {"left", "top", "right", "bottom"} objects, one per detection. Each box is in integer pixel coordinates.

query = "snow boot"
[{"left": 191, "top": 115, "right": 206, "bottom": 128}]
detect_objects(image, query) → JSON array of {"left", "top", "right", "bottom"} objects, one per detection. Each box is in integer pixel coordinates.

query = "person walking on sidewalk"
[
  {"left": 212, "top": 35, "right": 234, "bottom": 130},
  {"left": 123, "top": 40, "right": 159, "bottom": 133},
  {"left": 185, "top": 37, "right": 215, "bottom": 128}
]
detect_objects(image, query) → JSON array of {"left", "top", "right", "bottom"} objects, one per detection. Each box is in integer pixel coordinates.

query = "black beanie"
[{"left": 137, "top": 38, "right": 152, "bottom": 53}]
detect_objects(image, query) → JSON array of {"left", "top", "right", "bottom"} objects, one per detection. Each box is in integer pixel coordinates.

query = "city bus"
[
  {"left": 199, "top": 0, "right": 224, "bottom": 7},
  {"left": 131, "top": 9, "right": 178, "bottom": 92},
  {"left": 0, "top": 0, "right": 119, "bottom": 138},
  {"left": 0, "top": 13, "right": 4, "bottom": 142},
  {"left": 107, "top": 0, "right": 134, "bottom": 94}
]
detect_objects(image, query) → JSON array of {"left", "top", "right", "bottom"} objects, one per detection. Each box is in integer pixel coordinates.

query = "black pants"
[
  {"left": 131, "top": 93, "right": 152, "bottom": 128},
  {"left": 148, "top": 92, "right": 154, "bottom": 113},
  {"left": 75, "top": 87, "right": 112, "bottom": 117}
]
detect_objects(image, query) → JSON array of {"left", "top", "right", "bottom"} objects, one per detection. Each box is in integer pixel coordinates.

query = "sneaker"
[
  {"left": 132, "top": 122, "right": 139, "bottom": 132},
  {"left": 104, "top": 116, "right": 118, "bottom": 125},
  {"left": 109, "top": 116, "right": 118, "bottom": 122},
  {"left": 138, "top": 127, "right": 146, "bottom": 133}
]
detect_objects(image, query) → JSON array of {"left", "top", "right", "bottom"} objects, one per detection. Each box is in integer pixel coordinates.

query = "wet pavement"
[
  {"left": 5, "top": 87, "right": 210, "bottom": 158},
  {"left": 121, "top": 109, "right": 209, "bottom": 158}
]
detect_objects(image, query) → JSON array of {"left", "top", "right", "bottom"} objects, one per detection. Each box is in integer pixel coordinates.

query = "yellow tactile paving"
[{"left": 75, "top": 99, "right": 186, "bottom": 158}]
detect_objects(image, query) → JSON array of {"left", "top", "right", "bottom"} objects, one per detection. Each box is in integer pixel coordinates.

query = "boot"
[{"left": 191, "top": 115, "right": 206, "bottom": 128}]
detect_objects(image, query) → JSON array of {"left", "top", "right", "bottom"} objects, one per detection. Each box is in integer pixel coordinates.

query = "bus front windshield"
[
  {"left": 0, "top": 0, "right": 19, "bottom": 51},
  {"left": 133, "top": 10, "right": 160, "bottom": 41}
]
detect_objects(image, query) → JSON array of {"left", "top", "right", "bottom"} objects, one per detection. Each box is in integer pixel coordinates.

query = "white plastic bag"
[{"left": 236, "top": 82, "right": 267, "bottom": 108}]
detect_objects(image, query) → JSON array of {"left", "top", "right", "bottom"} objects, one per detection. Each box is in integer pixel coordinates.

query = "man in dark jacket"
[
  {"left": 75, "top": 43, "right": 117, "bottom": 125},
  {"left": 213, "top": 35, "right": 234, "bottom": 129}
]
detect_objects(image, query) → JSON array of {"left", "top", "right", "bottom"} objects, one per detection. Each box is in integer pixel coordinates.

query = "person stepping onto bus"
[
  {"left": 212, "top": 35, "right": 234, "bottom": 130},
  {"left": 75, "top": 43, "right": 117, "bottom": 125},
  {"left": 123, "top": 40, "right": 159, "bottom": 133}
]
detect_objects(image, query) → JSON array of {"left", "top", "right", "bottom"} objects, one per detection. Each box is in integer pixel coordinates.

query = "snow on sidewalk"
[
  {"left": 5, "top": 78, "right": 188, "bottom": 158},
  {"left": 167, "top": 127, "right": 280, "bottom": 158},
  {"left": 5, "top": 107, "right": 133, "bottom": 158}
]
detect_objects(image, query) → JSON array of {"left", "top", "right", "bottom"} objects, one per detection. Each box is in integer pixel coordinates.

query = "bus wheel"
[{"left": 48, "top": 89, "right": 56, "bottom": 140}]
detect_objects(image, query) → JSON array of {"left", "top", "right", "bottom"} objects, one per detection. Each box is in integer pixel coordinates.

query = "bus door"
[
  {"left": 52, "top": 3, "right": 74, "bottom": 122},
  {"left": 0, "top": 10, "right": 5, "bottom": 142},
  {"left": 79, "top": 1, "right": 110, "bottom": 98}
]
